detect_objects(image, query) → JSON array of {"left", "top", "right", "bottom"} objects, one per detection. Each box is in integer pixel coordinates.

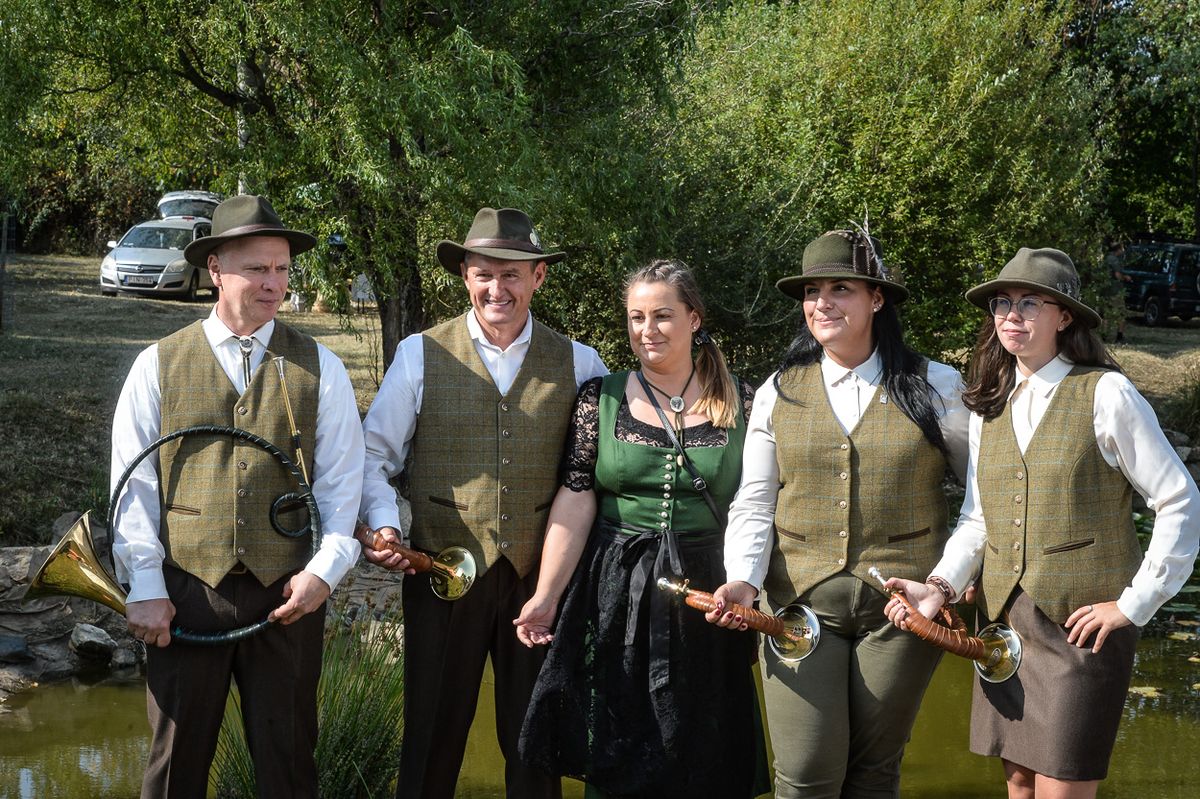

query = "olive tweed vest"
[
  {"left": 408, "top": 313, "right": 576, "bottom": 578},
  {"left": 157, "top": 320, "right": 319, "bottom": 588},
  {"left": 977, "top": 367, "right": 1141, "bottom": 624},
  {"left": 764, "top": 362, "right": 949, "bottom": 605}
]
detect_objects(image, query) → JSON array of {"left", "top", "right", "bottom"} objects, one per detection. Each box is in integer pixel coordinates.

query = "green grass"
[{"left": 213, "top": 580, "right": 406, "bottom": 798}]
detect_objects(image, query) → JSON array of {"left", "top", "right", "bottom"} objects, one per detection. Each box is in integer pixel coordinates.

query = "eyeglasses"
[{"left": 988, "top": 296, "right": 1063, "bottom": 320}]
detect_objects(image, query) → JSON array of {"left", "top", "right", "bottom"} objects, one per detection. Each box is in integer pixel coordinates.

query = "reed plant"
[{"left": 213, "top": 579, "right": 405, "bottom": 798}]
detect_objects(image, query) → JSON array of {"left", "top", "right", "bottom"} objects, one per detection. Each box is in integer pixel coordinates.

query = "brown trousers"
[
  {"left": 142, "top": 566, "right": 325, "bottom": 799},
  {"left": 397, "top": 557, "right": 561, "bottom": 799}
]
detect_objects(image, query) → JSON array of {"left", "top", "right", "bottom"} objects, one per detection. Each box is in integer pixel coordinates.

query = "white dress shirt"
[
  {"left": 933, "top": 355, "right": 1200, "bottom": 626},
  {"left": 359, "top": 310, "right": 608, "bottom": 532},
  {"left": 110, "top": 310, "right": 365, "bottom": 602},
  {"left": 724, "top": 351, "right": 970, "bottom": 589}
]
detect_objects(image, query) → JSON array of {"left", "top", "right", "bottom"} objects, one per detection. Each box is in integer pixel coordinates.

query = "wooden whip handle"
[
  {"left": 682, "top": 588, "right": 786, "bottom": 638},
  {"left": 354, "top": 522, "right": 434, "bottom": 573}
]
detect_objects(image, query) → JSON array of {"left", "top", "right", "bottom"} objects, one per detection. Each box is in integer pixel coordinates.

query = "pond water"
[{"left": 2, "top": 634, "right": 1197, "bottom": 798}]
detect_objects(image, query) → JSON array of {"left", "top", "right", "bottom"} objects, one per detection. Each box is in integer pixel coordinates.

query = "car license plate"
[{"left": 124, "top": 275, "right": 157, "bottom": 286}]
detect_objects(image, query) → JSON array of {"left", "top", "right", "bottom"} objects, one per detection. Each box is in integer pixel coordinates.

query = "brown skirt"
[{"left": 969, "top": 588, "right": 1138, "bottom": 781}]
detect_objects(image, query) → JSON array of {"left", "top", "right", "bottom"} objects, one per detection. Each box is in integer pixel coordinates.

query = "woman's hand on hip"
[
  {"left": 883, "top": 578, "right": 945, "bottom": 630},
  {"left": 514, "top": 593, "right": 559, "bottom": 648},
  {"left": 1065, "top": 601, "right": 1131, "bottom": 653},
  {"left": 705, "top": 581, "right": 758, "bottom": 630}
]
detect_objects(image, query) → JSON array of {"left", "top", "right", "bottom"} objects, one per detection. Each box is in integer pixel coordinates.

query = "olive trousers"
[{"left": 761, "top": 572, "right": 942, "bottom": 799}]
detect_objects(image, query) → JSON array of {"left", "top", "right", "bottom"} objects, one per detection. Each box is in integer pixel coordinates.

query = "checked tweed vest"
[
  {"left": 408, "top": 313, "right": 576, "bottom": 578},
  {"left": 157, "top": 320, "right": 319, "bottom": 588},
  {"left": 977, "top": 367, "right": 1142, "bottom": 624},
  {"left": 764, "top": 362, "right": 949, "bottom": 605}
]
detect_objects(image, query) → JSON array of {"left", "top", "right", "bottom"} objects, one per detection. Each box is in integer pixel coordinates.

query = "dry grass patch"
[{"left": 0, "top": 254, "right": 382, "bottom": 545}]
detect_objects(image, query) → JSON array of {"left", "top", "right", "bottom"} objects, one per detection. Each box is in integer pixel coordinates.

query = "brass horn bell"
[{"left": 24, "top": 511, "right": 128, "bottom": 615}]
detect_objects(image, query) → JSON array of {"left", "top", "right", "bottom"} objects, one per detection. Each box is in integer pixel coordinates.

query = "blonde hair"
[{"left": 623, "top": 259, "right": 738, "bottom": 428}]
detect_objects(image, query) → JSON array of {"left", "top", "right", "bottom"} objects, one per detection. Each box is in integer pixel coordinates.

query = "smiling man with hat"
[
  {"left": 358, "top": 207, "right": 605, "bottom": 799},
  {"left": 110, "top": 194, "right": 365, "bottom": 798}
]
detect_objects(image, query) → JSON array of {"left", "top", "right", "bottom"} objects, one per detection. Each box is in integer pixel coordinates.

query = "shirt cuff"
[
  {"left": 305, "top": 535, "right": 361, "bottom": 593},
  {"left": 126, "top": 567, "right": 169, "bottom": 604},
  {"left": 1116, "top": 588, "right": 1156, "bottom": 628},
  {"left": 365, "top": 509, "right": 404, "bottom": 535}
]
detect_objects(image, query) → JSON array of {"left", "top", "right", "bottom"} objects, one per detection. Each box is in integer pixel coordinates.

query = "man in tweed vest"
[
  {"left": 110, "top": 195, "right": 365, "bottom": 799},
  {"left": 359, "top": 207, "right": 606, "bottom": 799}
]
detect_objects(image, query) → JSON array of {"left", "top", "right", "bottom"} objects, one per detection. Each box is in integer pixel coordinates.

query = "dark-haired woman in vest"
[
  {"left": 884, "top": 248, "right": 1199, "bottom": 799},
  {"left": 514, "top": 260, "right": 768, "bottom": 798},
  {"left": 709, "top": 230, "right": 969, "bottom": 799}
]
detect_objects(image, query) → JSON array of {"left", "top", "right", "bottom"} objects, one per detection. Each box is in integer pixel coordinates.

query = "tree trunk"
[{"left": 370, "top": 198, "right": 424, "bottom": 370}]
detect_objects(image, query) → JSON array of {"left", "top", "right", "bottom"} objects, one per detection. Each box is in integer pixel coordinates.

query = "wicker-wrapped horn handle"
[
  {"left": 891, "top": 589, "right": 986, "bottom": 660},
  {"left": 676, "top": 585, "right": 787, "bottom": 638},
  {"left": 354, "top": 522, "right": 434, "bottom": 573}
]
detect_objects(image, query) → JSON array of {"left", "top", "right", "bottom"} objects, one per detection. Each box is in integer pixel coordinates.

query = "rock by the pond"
[
  {"left": 1, "top": 543, "right": 138, "bottom": 701},
  {"left": 111, "top": 647, "right": 140, "bottom": 669},
  {"left": 0, "top": 633, "right": 32, "bottom": 664},
  {"left": 1175, "top": 446, "right": 1193, "bottom": 463},
  {"left": 1164, "top": 429, "right": 1191, "bottom": 447},
  {"left": 71, "top": 623, "right": 117, "bottom": 661}
]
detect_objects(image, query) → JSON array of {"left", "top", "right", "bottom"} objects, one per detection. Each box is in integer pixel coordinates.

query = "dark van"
[{"left": 1120, "top": 239, "right": 1200, "bottom": 326}]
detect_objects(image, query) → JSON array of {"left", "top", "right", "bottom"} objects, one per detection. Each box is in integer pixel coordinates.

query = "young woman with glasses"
[{"left": 884, "top": 247, "right": 1200, "bottom": 799}]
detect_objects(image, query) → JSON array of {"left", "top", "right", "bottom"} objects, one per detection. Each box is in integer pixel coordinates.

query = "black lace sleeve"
[
  {"left": 559, "top": 377, "right": 603, "bottom": 491},
  {"left": 739, "top": 377, "right": 757, "bottom": 425}
]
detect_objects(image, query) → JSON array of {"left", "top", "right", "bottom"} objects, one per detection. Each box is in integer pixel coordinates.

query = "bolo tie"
[{"left": 238, "top": 336, "right": 255, "bottom": 389}]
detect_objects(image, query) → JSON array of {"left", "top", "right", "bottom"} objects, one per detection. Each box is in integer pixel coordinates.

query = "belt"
[{"left": 596, "top": 519, "right": 721, "bottom": 692}]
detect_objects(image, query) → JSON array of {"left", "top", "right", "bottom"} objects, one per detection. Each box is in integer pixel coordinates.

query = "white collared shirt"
[
  {"left": 933, "top": 355, "right": 1200, "bottom": 626},
  {"left": 359, "top": 310, "right": 608, "bottom": 532},
  {"left": 724, "top": 351, "right": 970, "bottom": 589},
  {"left": 110, "top": 310, "right": 365, "bottom": 602}
]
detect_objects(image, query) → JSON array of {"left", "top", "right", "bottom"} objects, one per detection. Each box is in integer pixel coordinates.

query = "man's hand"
[
  {"left": 705, "top": 581, "right": 758, "bottom": 630},
  {"left": 127, "top": 598, "right": 177, "bottom": 648},
  {"left": 269, "top": 571, "right": 331, "bottom": 625},
  {"left": 358, "top": 524, "right": 417, "bottom": 575}
]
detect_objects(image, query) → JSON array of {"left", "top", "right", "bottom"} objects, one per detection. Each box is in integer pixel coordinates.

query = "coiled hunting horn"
[
  {"left": 868, "top": 567, "right": 1022, "bottom": 683},
  {"left": 26, "top": 423, "right": 320, "bottom": 645}
]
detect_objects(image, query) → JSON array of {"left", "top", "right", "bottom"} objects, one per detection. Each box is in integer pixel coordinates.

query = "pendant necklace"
[{"left": 640, "top": 367, "right": 695, "bottom": 464}]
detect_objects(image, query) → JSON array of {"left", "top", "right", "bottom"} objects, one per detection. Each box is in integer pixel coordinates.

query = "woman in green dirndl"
[{"left": 515, "top": 259, "right": 768, "bottom": 798}]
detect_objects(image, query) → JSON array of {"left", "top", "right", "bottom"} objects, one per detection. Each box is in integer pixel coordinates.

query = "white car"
[
  {"left": 99, "top": 217, "right": 216, "bottom": 300},
  {"left": 157, "top": 190, "right": 222, "bottom": 219}
]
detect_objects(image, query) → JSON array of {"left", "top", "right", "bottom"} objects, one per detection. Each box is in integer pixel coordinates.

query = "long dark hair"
[
  {"left": 774, "top": 298, "right": 949, "bottom": 454},
  {"left": 962, "top": 317, "right": 1121, "bottom": 420}
]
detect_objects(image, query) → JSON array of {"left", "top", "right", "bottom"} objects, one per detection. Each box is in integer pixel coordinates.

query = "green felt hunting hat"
[
  {"left": 436, "top": 207, "right": 565, "bottom": 274},
  {"left": 776, "top": 229, "right": 908, "bottom": 303},
  {"left": 965, "top": 247, "right": 1100, "bottom": 328},
  {"left": 183, "top": 194, "right": 317, "bottom": 267}
]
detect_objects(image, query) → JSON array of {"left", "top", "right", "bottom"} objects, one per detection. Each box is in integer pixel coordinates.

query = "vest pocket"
[
  {"left": 164, "top": 503, "right": 202, "bottom": 516},
  {"left": 887, "top": 527, "right": 931, "bottom": 544},
  {"left": 428, "top": 495, "right": 469, "bottom": 511},
  {"left": 987, "top": 542, "right": 1000, "bottom": 554},
  {"left": 534, "top": 500, "right": 554, "bottom": 512},
  {"left": 775, "top": 526, "right": 807, "bottom": 542},
  {"left": 1043, "top": 538, "right": 1095, "bottom": 555}
]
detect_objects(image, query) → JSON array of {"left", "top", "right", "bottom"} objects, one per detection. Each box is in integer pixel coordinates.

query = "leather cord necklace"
[
  {"left": 634, "top": 370, "right": 727, "bottom": 529},
  {"left": 638, "top": 366, "right": 695, "bottom": 454}
]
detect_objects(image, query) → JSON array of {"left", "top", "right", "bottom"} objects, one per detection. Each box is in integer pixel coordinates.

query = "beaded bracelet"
[{"left": 925, "top": 575, "right": 955, "bottom": 605}]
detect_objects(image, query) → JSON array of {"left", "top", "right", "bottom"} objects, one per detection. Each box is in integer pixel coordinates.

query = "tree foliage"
[
  {"left": 1075, "top": 0, "right": 1200, "bottom": 240},
  {"left": 659, "top": 0, "right": 1110, "bottom": 377}
]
